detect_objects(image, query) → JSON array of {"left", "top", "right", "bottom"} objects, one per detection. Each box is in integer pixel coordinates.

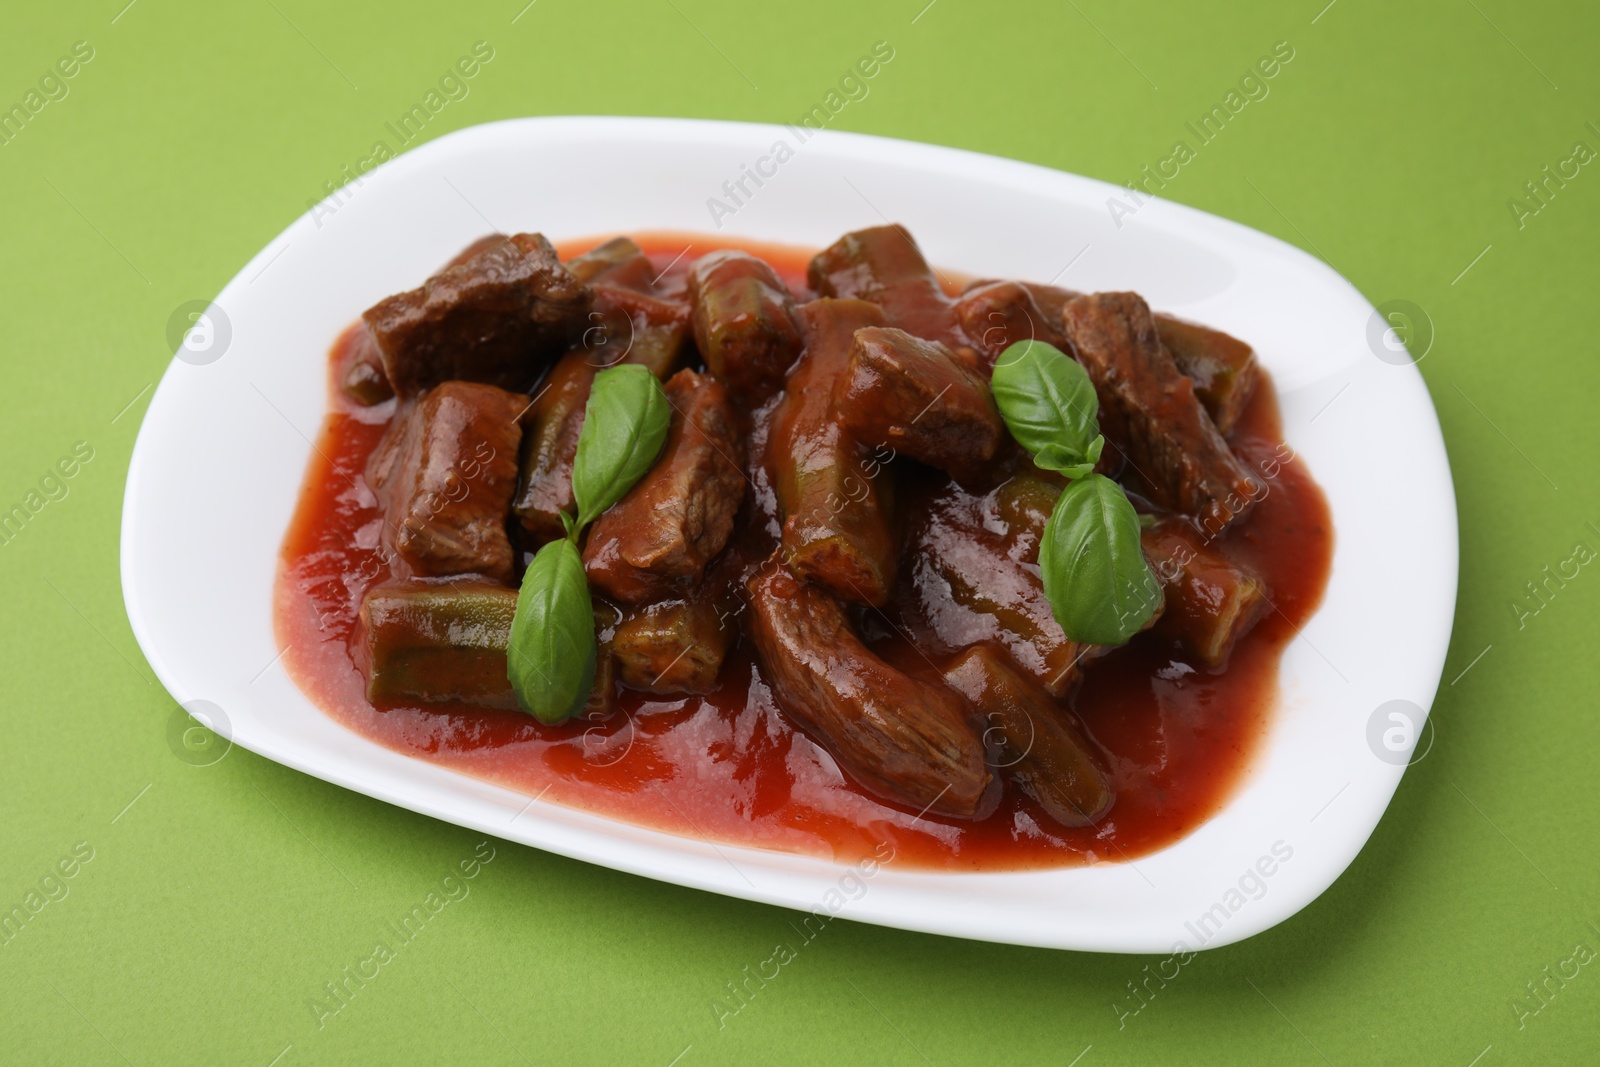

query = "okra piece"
[
  {"left": 612, "top": 595, "right": 730, "bottom": 695},
  {"left": 585, "top": 599, "right": 621, "bottom": 720},
  {"left": 686, "top": 250, "right": 804, "bottom": 404},
  {"left": 808, "top": 224, "right": 966, "bottom": 349},
  {"left": 838, "top": 326, "right": 1003, "bottom": 485},
  {"left": 746, "top": 559, "right": 991, "bottom": 818},
  {"left": 942, "top": 646, "right": 1113, "bottom": 827},
  {"left": 513, "top": 291, "right": 687, "bottom": 544},
  {"left": 1141, "top": 520, "right": 1268, "bottom": 669},
  {"left": 992, "top": 473, "right": 1064, "bottom": 554},
  {"left": 566, "top": 236, "right": 654, "bottom": 288},
  {"left": 360, "top": 579, "right": 519, "bottom": 709},
  {"left": 768, "top": 298, "right": 898, "bottom": 605},
  {"left": 360, "top": 580, "right": 618, "bottom": 715},
  {"left": 1152, "top": 315, "right": 1260, "bottom": 437},
  {"left": 513, "top": 351, "right": 595, "bottom": 544}
]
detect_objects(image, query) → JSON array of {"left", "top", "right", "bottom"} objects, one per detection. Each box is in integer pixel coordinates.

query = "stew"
[{"left": 275, "top": 228, "right": 1332, "bottom": 870}]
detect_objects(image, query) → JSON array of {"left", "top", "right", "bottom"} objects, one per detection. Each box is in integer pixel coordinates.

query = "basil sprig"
[
  {"left": 507, "top": 365, "right": 670, "bottom": 723},
  {"left": 991, "top": 341, "right": 1160, "bottom": 645},
  {"left": 990, "top": 339, "right": 1104, "bottom": 480}
]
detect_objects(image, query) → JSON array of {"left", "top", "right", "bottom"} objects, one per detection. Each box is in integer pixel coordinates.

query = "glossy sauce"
[{"left": 274, "top": 233, "right": 1333, "bottom": 871}]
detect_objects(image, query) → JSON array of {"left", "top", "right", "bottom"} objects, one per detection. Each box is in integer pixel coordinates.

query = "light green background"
[{"left": 3, "top": 0, "right": 1597, "bottom": 1063}]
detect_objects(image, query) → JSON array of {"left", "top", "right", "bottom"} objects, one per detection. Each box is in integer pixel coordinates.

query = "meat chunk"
[
  {"left": 583, "top": 369, "right": 746, "bottom": 603},
  {"left": 963, "top": 279, "right": 1259, "bottom": 435},
  {"left": 1142, "top": 520, "right": 1267, "bottom": 669},
  {"left": 687, "top": 250, "right": 804, "bottom": 404},
  {"left": 359, "top": 579, "right": 519, "bottom": 709},
  {"left": 339, "top": 322, "right": 393, "bottom": 406},
  {"left": 363, "top": 232, "right": 592, "bottom": 400},
  {"left": 942, "top": 646, "right": 1112, "bottom": 827},
  {"left": 512, "top": 293, "right": 688, "bottom": 544},
  {"left": 768, "top": 299, "right": 898, "bottom": 605},
  {"left": 899, "top": 479, "right": 1092, "bottom": 695},
  {"left": 1152, "top": 315, "right": 1259, "bottom": 436},
  {"left": 746, "top": 560, "right": 991, "bottom": 818},
  {"left": 808, "top": 225, "right": 967, "bottom": 349},
  {"left": 838, "top": 326, "right": 1003, "bottom": 485},
  {"left": 1062, "top": 292, "right": 1261, "bottom": 532},
  {"left": 955, "top": 280, "right": 1072, "bottom": 368},
  {"left": 369, "top": 382, "right": 526, "bottom": 582},
  {"left": 612, "top": 595, "right": 730, "bottom": 694}
]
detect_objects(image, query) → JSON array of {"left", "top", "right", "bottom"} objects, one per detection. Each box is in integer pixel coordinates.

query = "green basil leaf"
[
  {"left": 507, "top": 538, "right": 596, "bottom": 724},
  {"left": 571, "top": 364, "right": 670, "bottom": 529},
  {"left": 1038, "top": 473, "right": 1162, "bottom": 646},
  {"left": 991, "top": 340, "right": 1100, "bottom": 472}
]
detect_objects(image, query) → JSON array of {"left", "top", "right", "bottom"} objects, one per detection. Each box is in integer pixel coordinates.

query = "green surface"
[{"left": 2, "top": 0, "right": 1596, "bottom": 1062}]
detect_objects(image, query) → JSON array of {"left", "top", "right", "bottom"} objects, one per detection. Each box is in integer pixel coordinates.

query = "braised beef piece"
[
  {"left": 955, "top": 280, "right": 1072, "bottom": 368},
  {"left": 964, "top": 279, "right": 1260, "bottom": 435},
  {"left": 898, "top": 478, "right": 1092, "bottom": 696},
  {"left": 583, "top": 369, "right": 746, "bottom": 604},
  {"left": 807, "top": 224, "right": 968, "bottom": 350},
  {"left": 687, "top": 250, "right": 804, "bottom": 404},
  {"left": 767, "top": 298, "right": 898, "bottom": 606},
  {"left": 368, "top": 381, "right": 526, "bottom": 582},
  {"left": 363, "top": 233, "right": 592, "bottom": 400},
  {"left": 838, "top": 326, "right": 1003, "bottom": 485},
  {"left": 443, "top": 233, "right": 519, "bottom": 270},
  {"left": 1062, "top": 292, "right": 1261, "bottom": 532},
  {"left": 339, "top": 322, "right": 394, "bottom": 405},
  {"left": 745, "top": 559, "right": 991, "bottom": 818},
  {"left": 942, "top": 646, "right": 1112, "bottom": 827}
]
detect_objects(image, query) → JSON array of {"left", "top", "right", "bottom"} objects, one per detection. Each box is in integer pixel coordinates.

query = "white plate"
[{"left": 121, "top": 116, "right": 1457, "bottom": 953}]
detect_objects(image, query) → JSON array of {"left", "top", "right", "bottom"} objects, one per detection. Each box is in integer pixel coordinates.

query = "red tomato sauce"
[{"left": 274, "top": 233, "right": 1333, "bottom": 871}]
